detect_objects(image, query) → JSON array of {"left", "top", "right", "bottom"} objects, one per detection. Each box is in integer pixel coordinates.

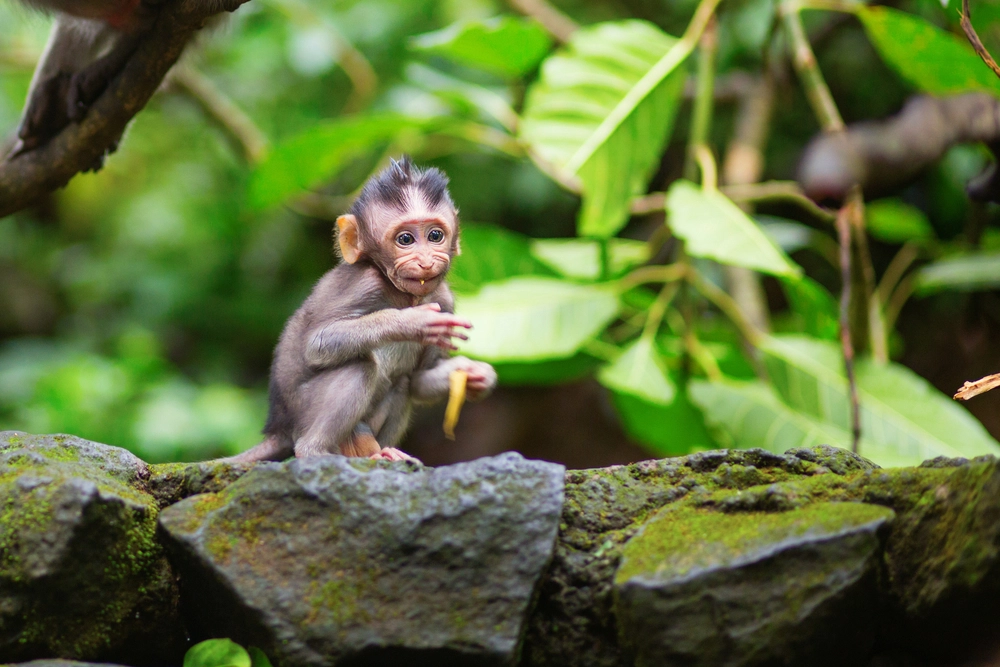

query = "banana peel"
[{"left": 443, "top": 370, "right": 468, "bottom": 440}]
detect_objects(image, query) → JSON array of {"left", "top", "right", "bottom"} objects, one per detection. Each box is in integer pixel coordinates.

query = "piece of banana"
[{"left": 443, "top": 370, "right": 468, "bottom": 440}]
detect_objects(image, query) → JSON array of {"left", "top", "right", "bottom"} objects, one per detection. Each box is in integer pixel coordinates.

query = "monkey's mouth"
[{"left": 398, "top": 273, "right": 443, "bottom": 294}]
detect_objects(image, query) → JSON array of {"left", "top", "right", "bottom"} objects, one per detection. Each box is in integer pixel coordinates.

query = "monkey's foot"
[
  {"left": 370, "top": 447, "right": 421, "bottom": 463},
  {"left": 11, "top": 72, "right": 74, "bottom": 156}
]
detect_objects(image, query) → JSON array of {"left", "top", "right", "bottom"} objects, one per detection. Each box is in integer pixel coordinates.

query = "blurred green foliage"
[{"left": 3, "top": 0, "right": 1000, "bottom": 465}]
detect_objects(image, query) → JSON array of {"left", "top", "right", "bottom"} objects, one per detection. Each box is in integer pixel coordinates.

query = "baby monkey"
[{"left": 231, "top": 157, "right": 496, "bottom": 463}]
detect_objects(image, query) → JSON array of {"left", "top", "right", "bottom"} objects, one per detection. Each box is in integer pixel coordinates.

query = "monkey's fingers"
[{"left": 443, "top": 370, "right": 468, "bottom": 440}]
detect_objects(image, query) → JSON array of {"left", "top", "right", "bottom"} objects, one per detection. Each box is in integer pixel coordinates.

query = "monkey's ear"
[{"left": 337, "top": 215, "right": 362, "bottom": 264}]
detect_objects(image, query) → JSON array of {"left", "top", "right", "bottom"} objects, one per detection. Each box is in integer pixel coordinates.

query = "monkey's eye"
[
  {"left": 396, "top": 232, "right": 416, "bottom": 246},
  {"left": 428, "top": 229, "right": 445, "bottom": 243}
]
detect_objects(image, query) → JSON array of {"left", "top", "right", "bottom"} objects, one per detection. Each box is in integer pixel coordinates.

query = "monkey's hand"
[
  {"left": 412, "top": 355, "right": 496, "bottom": 403},
  {"left": 401, "top": 303, "right": 471, "bottom": 351},
  {"left": 448, "top": 357, "right": 496, "bottom": 401}
]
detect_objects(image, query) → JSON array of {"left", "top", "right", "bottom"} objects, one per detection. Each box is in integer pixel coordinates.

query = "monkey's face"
[{"left": 382, "top": 213, "right": 456, "bottom": 296}]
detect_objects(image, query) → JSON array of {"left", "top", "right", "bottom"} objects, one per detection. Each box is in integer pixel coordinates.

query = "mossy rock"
[
  {"left": 0, "top": 432, "right": 185, "bottom": 664},
  {"left": 520, "top": 445, "right": 871, "bottom": 667},
  {"left": 614, "top": 502, "right": 894, "bottom": 667},
  {"left": 159, "top": 452, "right": 565, "bottom": 667},
  {"left": 147, "top": 459, "right": 255, "bottom": 508}
]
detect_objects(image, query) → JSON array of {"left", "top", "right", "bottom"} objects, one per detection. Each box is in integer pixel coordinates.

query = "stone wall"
[{"left": 2, "top": 431, "right": 999, "bottom": 667}]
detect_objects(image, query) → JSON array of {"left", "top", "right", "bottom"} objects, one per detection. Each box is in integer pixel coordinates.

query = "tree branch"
[
  {"left": 0, "top": 0, "right": 252, "bottom": 218},
  {"left": 506, "top": 0, "right": 578, "bottom": 43},
  {"left": 168, "top": 62, "right": 269, "bottom": 164}
]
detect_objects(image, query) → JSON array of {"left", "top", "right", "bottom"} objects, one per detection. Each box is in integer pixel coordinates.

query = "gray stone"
[
  {"left": 0, "top": 432, "right": 184, "bottom": 664},
  {"left": 614, "top": 501, "right": 895, "bottom": 667},
  {"left": 159, "top": 452, "right": 565, "bottom": 667}
]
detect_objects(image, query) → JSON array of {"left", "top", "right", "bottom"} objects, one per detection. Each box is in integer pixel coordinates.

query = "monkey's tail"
[{"left": 222, "top": 434, "right": 292, "bottom": 463}]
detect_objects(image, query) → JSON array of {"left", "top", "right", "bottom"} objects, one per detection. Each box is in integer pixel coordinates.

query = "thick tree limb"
[
  {"left": 798, "top": 93, "right": 1000, "bottom": 203},
  {"left": 0, "top": 0, "right": 251, "bottom": 218}
]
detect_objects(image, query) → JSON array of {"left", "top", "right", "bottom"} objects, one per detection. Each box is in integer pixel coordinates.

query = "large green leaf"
[
  {"left": 409, "top": 16, "right": 552, "bottom": 78},
  {"left": 530, "top": 237, "right": 650, "bottom": 280},
  {"left": 866, "top": 198, "right": 935, "bottom": 244},
  {"left": 449, "top": 223, "right": 553, "bottom": 294},
  {"left": 779, "top": 275, "right": 839, "bottom": 340},
  {"left": 248, "top": 114, "right": 425, "bottom": 211},
  {"left": 520, "top": 20, "right": 687, "bottom": 237},
  {"left": 612, "top": 389, "right": 717, "bottom": 457},
  {"left": 494, "top": 353, "right": 603, "bottom": 386},
  {"left": 598, "top": 337, "right": 675, "bottom": 405},
  {"left": 689, "top": 379, "right": 865, "bottom": 455},
  {"left": 184, "top": 639, "right": 251, "bottom": 667},
  {"left": 456, "top": 277, "right": 620, "bottom": 361},
  {"left": 857, "top": 7, "right": 1000, "bottom": 97},
  {"left": 915, "top": 252, "right": 1000, "bottom": 294},
  {"left": 666, "top": 180, "right": 802, "bottom": 277},
  {"left": 761, "top": 335, "right": 1000, "bottom": 466}
]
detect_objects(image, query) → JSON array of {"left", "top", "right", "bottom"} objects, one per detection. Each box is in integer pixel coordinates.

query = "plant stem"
[
  {"left": 781, "top": 3, "right": 843, "bottom": 132},
  {"left": 630, "top": 181, "right": 836, "bottom": 222},
  {"left": 835, "top": 198, "right": 861, "bottom": 454},
  {"left": 693, "top": 145, "right": 718, "bottom": 191},
  {"left": 686, "top": 270, "right": 764, "bottom": 347},
  {"left": 642, "top": 283, "right": 681, "bottom": 341},
  {"left": 876, "top": 242, "right": 920, "bottom": 308},
  {"left": 618, "top": 264, "right": 688, "bottom": 290},
  {"left": 684, "top": 18, "right": 718, "bottom": 181}
]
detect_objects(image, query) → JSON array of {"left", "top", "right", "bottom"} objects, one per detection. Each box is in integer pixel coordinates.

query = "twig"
[
  {"left": 961, "top": 0, "right": 1000, "bottom": 80},
  {"left": 693, "top": 145, "right": 718, "bottom": 191},
  {"left": 641, "top": 282, "right": 681, "bottom": 341},
  {"left": 781, "top": 1, "right": 844, "bottom": 132},
  {"left": 876, "top": 242, "right": 920, "bottom": 306},
  {"left": 0, "top": 0, "right": 252, "bottom": 218},
  {"left": 884, "top": 271, "right": 917, "bottom": 334},
  {"left": 849, "top": 197, "right": 888, "bottom": 363},
  {"left": 506, "top": 0, "right": 579, "bottom": 43},
  {"left": 954, "top": 372, "right": 1000, "bottom": 400},
  {"left": 168, "top": 63, "right": 269, "bottom": 164},
  {"left": 684, "top": 18, "right": 717, "bottom": 182},
  {"left": 618, "top": 263, "right": 688, "bottom": 290},
  {"left": 629, "top": 181, "right": 836, "bottom": 222},
  {"left": 686, "top": 269, "right": 764, "bottom": 347},
  {"left": 835, "top": 195, "right": 861, "bottom": 453}
]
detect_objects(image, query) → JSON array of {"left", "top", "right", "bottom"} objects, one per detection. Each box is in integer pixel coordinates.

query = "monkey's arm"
[
  {"left": 304, "top": 303, "right": 471, "bottom": 369},
  {"left": 411, "top": 355, "right": 497, "bottom": 404}
]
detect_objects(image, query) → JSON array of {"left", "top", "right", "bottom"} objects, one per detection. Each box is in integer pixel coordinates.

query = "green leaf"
[
  {"left": 530, "top": 238, "right": 650, "bottom": 280},
  {"left": 410, "top": 16, "right": 552, "bottom": 78},
  {"left": 450, "top": 223, "right": 553, "bottom": 294},
  {"left": 761, "top": 335, "right": 1000, "bottom": 466},
  {"left": 184, "top": 639, "right": 251, "bottom": 667},
  {"left": 494, "top": 353, "right": 602, "bottom": 385},
  {"left": 666, "top": 181, "right": 802, "bottom": 277},
  {"left": 866, "top": 199, "right": 935, "bottom": 244},
  {"left": 456, "top": 277, "right": 620, "bottom": 361},
  {"left": 598, "top": 337, "right": 676, "bottom": 405},
  {"left": 248, "top": 648, "right": 273, "bottom": 667},
  {"left": 612, "top": 388, "right": 716, "bottom": 456},
  {"left": 915, "top": 252, "right": 1000, "bottom": 294},
  {"left": 248, "top": 114, "right": 425, "bottom": 211},
  {"left": 689, "top": 379, "right": 864, "bottom": 455},
  {"left": 858, "top": 6, "right": 1000, "bottom": 97},
  {"left": 779, "top": 275, "right": 839, "bottom": 340},
  {"left": 520, "top": 20, "right": 687, "bottom": 237},
  {"left": 759, "top": 216, "right": 838, "bottom": 262}
]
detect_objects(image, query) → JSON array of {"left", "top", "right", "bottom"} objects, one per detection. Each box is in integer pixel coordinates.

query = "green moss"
[{"left": 616, "top": 502, "right": 894, "bottom": 584}]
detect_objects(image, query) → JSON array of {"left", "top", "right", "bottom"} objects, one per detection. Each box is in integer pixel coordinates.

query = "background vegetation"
[{"left": 2, "top": 0, "right": 1000, "bottom": 467}]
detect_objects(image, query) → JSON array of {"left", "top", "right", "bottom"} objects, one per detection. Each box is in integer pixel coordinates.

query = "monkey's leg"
[
  {"left": 294, "top": 365, "right": 377, "bottom": 458},
  {"left": 365, "top": 380, "right": 420, "bottom": 463},
  {"left": 14, "top": 17, "right": 109, "bottom": 153},
  {"left": 339, "top": 424, "right": 381, "bottom": 457}
]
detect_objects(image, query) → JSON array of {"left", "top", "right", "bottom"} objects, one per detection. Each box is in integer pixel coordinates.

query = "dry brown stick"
[
  {"left": 955, "top": 373, "right": 1000, "bottom": 400},
  {"left": 961, "top": 0, "right": 1000, "bottom": 80},
  {"left": 836, "top": 194, "right": 862, "bottom": 453},
  {"left": 169, "top": 62, "right": 269, "bottom": 164},
  {"left": 0, "top": 0, "right": 252, "bottom": 218},
  {"left": 506, "top": 0, "right": 578, "bottom": 43}
]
